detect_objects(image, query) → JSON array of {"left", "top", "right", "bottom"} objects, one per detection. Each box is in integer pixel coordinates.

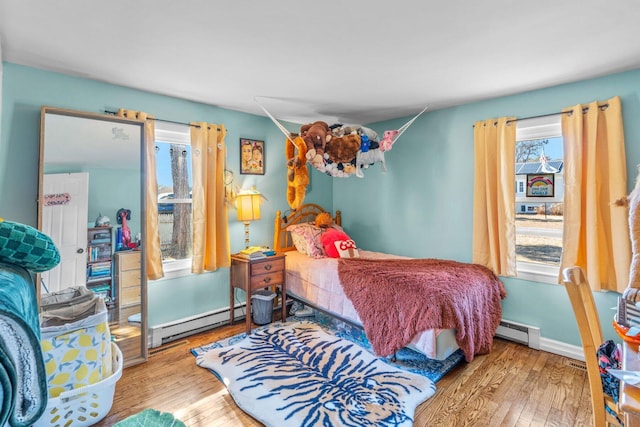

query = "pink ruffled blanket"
[{"left": 337, "top": 258, "right": 507, "bottom": 362}]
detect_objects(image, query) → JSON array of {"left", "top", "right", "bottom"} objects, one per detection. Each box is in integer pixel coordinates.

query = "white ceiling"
[{"left": 2, "top": 1, "right": 640, "bottom": 125}]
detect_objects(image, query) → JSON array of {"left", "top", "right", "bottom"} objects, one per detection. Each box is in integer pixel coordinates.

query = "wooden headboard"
[{"left": 273, "top": 203, "right": 342, "bottom": 252}]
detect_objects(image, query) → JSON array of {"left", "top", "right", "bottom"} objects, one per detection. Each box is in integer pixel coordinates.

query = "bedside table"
[{"left": 229, "top": 253, "right": 286, "bottom": 334}]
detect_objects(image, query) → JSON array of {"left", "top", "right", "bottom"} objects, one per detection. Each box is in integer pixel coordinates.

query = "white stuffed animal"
[{"left": 355, "top": 149, "right": 386, "bottom": 178}]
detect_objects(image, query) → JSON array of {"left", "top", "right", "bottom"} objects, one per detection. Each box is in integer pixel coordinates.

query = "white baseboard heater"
[
  {"left": 149, "top": 304, "right": 246, "bottom": 348},
  {"left": 495, "top": 319, "right": 541, "bottom": 349}
]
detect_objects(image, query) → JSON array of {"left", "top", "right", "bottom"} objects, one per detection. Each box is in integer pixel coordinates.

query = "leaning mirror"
[{"left": 37, "top": 106, "right": 148, "bottom": 367}]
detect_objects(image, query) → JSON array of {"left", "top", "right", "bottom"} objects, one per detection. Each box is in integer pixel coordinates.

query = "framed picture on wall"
[
  {"left": 240, "top": 138, "right": 265, "bottom": 175},
  {"left": 526, "top": 173, "right": 555, "bottom": 197}
]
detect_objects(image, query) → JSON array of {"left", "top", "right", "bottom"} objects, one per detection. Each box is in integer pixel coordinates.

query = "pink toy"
[
  {"left": 120, "top": 210, "right": 131, "bottom": 248},
  {"left": 379, "top": 130, "right": 399, "bottom": 152}
]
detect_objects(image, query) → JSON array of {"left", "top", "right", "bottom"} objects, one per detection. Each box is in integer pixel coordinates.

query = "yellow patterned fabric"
[{"left": 40, "top": 308, "right": 112, "bottom": 397}]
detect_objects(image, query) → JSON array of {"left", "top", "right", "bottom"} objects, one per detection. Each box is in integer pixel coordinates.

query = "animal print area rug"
[{"left": 193, "top": 322, "right": 436, "bottom": 427}]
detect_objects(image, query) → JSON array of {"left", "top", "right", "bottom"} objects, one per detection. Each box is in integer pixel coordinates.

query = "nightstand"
[{"left": 229, "top": 253, "right": 286, "bottom": 334}]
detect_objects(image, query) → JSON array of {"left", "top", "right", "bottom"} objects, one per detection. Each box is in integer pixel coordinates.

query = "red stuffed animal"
[{"left": 321, "top": 228, "right": 359, "bottom": 258}]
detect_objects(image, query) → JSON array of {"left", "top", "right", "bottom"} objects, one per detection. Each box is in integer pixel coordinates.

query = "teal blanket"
[{"left": 0, "top": 262, "right": 47, "bottom": 427}]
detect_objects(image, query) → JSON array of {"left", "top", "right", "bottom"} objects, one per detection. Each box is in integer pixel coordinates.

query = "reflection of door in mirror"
[
  {"left": 38, "top": 106, "right": 148, "bottom": 367},
  {"left": 41, "top": 172, "right": 89, "bottom": 293}
]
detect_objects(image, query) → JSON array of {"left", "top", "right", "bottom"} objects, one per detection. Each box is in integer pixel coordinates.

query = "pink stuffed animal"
[{"left": 379, "top": 129, "right": 399, "bottom": 152}]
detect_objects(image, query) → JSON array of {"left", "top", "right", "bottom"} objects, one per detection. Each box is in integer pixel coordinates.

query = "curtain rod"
[
  {"left": 474, "top": 104, "right": 609, "bottom": 127},
  {"left": 104, "top": 110, "right": 221, "bottom": 131},
  {"left": 506, "top": 104, "right": 608, "bottom": 125}
]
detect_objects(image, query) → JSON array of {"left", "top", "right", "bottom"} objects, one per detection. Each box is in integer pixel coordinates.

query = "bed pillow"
[
  {"left": 0, "top": 219, "right": 60, "bottom": 272},
  {"left": 287, "top": 223, "right": 325, "bottom": 257},
  {"left": 320, "top": 228, "right": 359, "bottom": 258}
]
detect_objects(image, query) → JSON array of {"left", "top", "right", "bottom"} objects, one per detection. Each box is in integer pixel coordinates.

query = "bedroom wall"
[
  {"left": 0, "top": 62, "right": 333, "bottom": 327},
  {"left": 335, "top": 68, "right": 640, "bottom": 347}
]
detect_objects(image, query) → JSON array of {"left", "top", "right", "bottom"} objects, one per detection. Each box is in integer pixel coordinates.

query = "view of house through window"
[
  {"left": 515, "top": 117, "right": 563, "bottom": 282},
  {"left": 155, "top": 123, "right": 193, "bottom": 268}
]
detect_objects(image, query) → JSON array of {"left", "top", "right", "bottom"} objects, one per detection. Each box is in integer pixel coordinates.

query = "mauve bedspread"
[
  {"left": 338, "top": 258, "right": 507, "bottom": 362},
  {"left": 284, "top": 250, "right": 458, "bottom": 360}
]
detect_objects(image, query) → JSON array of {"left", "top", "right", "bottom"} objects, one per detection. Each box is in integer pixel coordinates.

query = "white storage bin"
[{"left": 34, "top": 342, "right": 123, "bottom": 427}]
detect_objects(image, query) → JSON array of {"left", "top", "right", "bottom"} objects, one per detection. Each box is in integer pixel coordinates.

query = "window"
[
  {"left": 515, "top": 116, "right": 564, "bottom": 284},
  {"left": 155, "top": 122, "right": 193, "bottom": 278}
]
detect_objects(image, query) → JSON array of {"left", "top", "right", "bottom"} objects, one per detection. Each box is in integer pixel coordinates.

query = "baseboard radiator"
[
  {"left": 149, "top": 304, "right": 246, "bottom": 348},
  {"left": 495, "top": 319, "right": 541, "bottom": 350}
]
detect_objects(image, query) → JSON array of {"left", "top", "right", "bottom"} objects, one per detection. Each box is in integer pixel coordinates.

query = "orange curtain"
[
  {"left": 191, "top": 122, "right": 230, "bottom": 272},
  {"left": 560, "top": 96, "right": 630, "bottom": 292},
  {"left": 472, "top": 117, "right": 517, "bottom": 276},
  {"left": 117, "top": 109, "right": 164, "bottom": 280}
]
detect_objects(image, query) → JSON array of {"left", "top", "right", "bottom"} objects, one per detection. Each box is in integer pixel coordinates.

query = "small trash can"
[{"left": 251, "top": 289, "right": 276, "bottom": 325}]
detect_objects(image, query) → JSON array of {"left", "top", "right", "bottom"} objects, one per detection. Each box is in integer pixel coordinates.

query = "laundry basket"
[
  {"left": 33, "top": 342, "right": 123, "bottom": 427},
  {"left": 40, "top": 287, "right": 112, "bottom": 397}
]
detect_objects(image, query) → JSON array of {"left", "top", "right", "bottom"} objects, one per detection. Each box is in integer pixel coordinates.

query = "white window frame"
[
  {"left": 515, "top": 115, "right": 562, "bottom": 284},
  {"left": 154, "top": 122, "right": 192, "bottom": 280}
]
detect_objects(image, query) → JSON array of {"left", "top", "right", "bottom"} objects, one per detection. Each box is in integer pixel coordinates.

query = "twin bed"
[{"left": 273, "top": 203, "right": 507, "bottom": 362}]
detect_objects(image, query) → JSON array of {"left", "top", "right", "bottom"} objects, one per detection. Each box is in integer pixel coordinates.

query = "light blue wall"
[
  {"left": 342, "top": 68, "right": 640, "bottom": 346},
  {"left": 4, "top": 61, "right": 639, "bottom": 347},
  {"left": 0, "top": 62, "right": 333, "bottom": 327}
]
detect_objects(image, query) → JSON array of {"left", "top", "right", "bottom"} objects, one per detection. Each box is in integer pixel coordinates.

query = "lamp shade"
[{"left": 236, "top": 192, "right": 261, "bottom": 222}]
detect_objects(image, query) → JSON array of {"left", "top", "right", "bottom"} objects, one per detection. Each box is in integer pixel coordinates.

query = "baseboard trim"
[{"left": 539, "top": 337, "right": 584, "bottom": 361}]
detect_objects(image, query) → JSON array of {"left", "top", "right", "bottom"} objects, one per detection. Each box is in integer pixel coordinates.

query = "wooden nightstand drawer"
[
  {"left": 251, "top": 258, "right": 284, "bottom": 276},
  {"left": 250, "top": 271, "right": 284, "bottom": 289}
]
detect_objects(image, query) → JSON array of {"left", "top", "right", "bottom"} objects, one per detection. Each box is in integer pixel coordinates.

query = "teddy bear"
[
  {"left": 300, "top": 121, "right": 331, "bottom": 159},
  {"left": 324, "top": 134, "right": 361, "bottom": 164},
  {"left": 286, "top": 136, "right": 309, "bottom": 210},
  {"left": 379, "top": 129, "right": 399, "bottom": 152}
]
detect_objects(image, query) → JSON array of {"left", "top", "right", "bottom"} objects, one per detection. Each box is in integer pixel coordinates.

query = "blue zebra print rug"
[{"left": 193, "top": 321, "right": 437, "bottom": 427}]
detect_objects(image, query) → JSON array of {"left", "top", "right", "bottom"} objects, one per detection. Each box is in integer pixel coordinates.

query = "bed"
[{"left": 273, "top": 203, "right": 507, "bottom": 362}]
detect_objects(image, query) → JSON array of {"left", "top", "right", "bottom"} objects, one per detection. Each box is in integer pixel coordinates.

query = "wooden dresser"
[{"left": 114, "top": 251, "right": 142, "bottom": 310}]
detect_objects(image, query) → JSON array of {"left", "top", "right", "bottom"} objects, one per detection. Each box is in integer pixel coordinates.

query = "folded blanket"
[{"left": 0, "top": 262, "right": 47, "bottom": 427}]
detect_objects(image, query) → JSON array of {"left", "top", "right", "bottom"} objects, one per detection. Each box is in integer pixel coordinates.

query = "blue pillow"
[{"left": 0, "top": 219, "right": 60, "bottom": 272}]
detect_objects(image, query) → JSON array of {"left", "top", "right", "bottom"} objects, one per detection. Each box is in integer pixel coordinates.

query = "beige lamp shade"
[
  {"left": 236, "top": 192, "right": 261, "bottom": 221},
  {"left": 236, "top": 191, "right": 261, "bottom": 248}
]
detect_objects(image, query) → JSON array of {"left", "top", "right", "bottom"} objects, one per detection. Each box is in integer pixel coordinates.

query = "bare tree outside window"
[
  {"left": 169, "top": 144, "right": 192, "bottom": 259},
  {"left": 156, "top": 140, "right": 193, "bottom": 263},
  {"left": 516, "top": 139, "right": 549, "bottom": 163}
]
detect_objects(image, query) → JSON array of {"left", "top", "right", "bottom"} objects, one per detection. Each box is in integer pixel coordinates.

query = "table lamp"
[{"left": 236, "top": 190, "right": 261, "bottom": 248}]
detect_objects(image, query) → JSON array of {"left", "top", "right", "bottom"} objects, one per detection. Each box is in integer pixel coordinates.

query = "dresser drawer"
[
  {"left": 121, "top": 286, "right": 141, "bottom": 306},
  {"left": 250, "top": 271, "right": 284, "bottom": 289},
  {"left": 251, "top": 258, "right": 284, "bottom": 276},
  {"left": 119, "top": 251, "right": 141, "bottom": 270},
  {"left": 120, "top": 269, "right": 141, "bottom": 287}
]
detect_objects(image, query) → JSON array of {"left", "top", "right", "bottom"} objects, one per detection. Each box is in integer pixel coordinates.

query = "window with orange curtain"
[
  {"left": 514, "top": 115, "right": 565, "bottom": 284},
  {"left": 154, "top": 122, "right": 194, "bottom": 278}
]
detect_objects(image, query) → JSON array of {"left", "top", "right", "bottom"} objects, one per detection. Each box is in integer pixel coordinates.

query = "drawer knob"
[
  {"left": 263, "top": 276, "right": 272, "bottom": 284},
  {"left": 264, "top": 264, "right": 272, "bottom": 271}
]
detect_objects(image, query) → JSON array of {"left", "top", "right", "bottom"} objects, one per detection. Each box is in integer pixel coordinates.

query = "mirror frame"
[{"left": 37, "top": 106, "right": 148, "bottom": 366}]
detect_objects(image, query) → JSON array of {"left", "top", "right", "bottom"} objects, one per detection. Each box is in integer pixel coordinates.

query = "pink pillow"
[
  {"left": 321, "top": 228, "right": 359, "bottom": 258},
  {"left": 287, "top": 223, "right": 324, "bottom": 257}
]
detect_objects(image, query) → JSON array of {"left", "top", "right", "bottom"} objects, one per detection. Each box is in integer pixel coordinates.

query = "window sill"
[
  {"left": 516, "top": 261, "right": 560, "bottom": 285},
  {"left": 154, "top": 259, "right": 192, "bottom": 281}
]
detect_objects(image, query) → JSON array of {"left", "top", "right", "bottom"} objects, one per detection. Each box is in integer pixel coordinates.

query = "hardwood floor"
[{"left": 96, "top": 322, "right": 592, "bottom": 427}]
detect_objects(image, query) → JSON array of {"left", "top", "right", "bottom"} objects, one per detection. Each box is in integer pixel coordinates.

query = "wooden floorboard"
[{"left": 94, "top": 324, "right": 592, "bottom": 427}]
